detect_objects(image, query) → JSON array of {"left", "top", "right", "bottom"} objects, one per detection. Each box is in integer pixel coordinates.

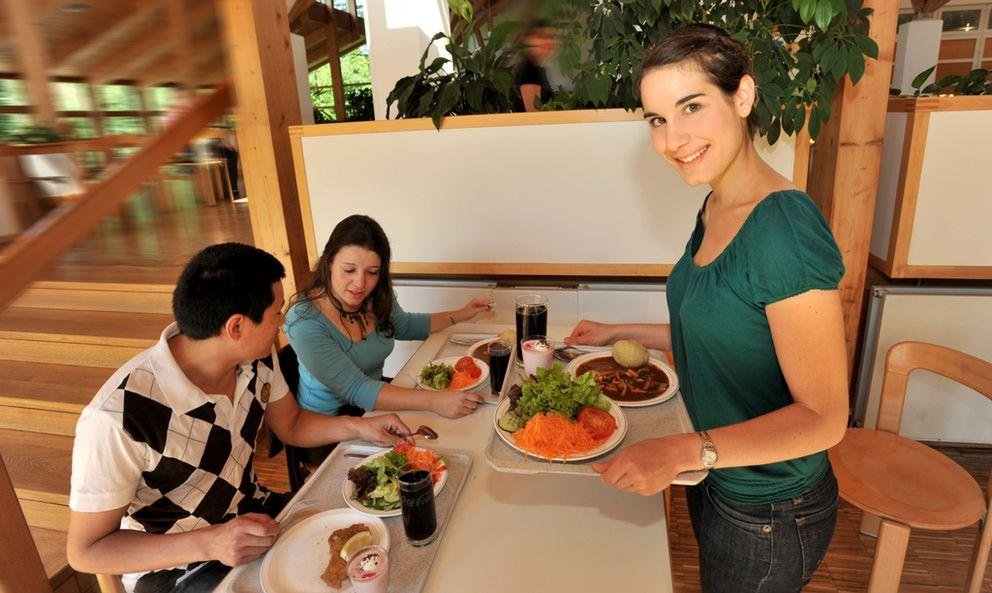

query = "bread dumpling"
[{"left": 612, "top": 340, "right": 648, "bottom": 368}]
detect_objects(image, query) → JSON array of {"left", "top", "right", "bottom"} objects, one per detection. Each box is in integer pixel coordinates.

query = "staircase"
[{"left": 0, "top": 280, "right": 173, "bottom": 591}]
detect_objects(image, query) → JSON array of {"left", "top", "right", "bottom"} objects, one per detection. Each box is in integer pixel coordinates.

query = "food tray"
[
  {"left": 215, "top": 442, "right": 473, "bottom": 593},
  {"left": 484, "top": 365, "right": 706, "bottom": 485}
]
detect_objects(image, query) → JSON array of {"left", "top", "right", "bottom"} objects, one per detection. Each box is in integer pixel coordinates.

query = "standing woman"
[
  {"left": 565, "top": 24, "right": 848, "bottom": 592},
  {"left": 285, "top": 215, "right": 491, "bottom": 419}
]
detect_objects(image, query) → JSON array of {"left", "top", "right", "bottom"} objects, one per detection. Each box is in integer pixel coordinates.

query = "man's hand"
[
  {"left": 205, "top": 513, "right": 280, "bottom": 567},
  {"left": 353, "top": 413, "right": 413, "bottom": 446}
]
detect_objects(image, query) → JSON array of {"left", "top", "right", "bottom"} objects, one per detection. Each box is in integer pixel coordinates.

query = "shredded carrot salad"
[
  {"left": 393, "top": 443, "right": 447, "bottom": 484},
  {"left": 513, "top": 413, "right": 606, "bottom": 460}
]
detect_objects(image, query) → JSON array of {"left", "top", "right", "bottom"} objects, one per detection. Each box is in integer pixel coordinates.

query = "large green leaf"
[
  {"left": 814, "top": 0, "right": 835, "bottom": 30},
  {"left": 847, "top": 44, "right": 866, "bottom": 84},
  {"left": 448, "top": 0, "right": 473, "bottom": 23},
  {"left": 911, "top": 65, "right": 936, "bottom": 91}
]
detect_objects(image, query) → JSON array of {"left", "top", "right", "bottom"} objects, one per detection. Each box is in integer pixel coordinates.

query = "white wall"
[
  {"left": 364, "top": 0, "right": 452, "bottom": 120},
  {"left": 291, "top": 33, "right": 315, "bottom": 125}
]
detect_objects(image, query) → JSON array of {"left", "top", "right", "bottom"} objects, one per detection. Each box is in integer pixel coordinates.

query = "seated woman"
[{"left": 285, "top": 214, "right": 491, "bottom": 419}]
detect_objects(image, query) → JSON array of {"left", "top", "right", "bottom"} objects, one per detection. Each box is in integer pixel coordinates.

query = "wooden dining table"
[{"left": 220, "top": 324, "right": 696, "bottom": 593}]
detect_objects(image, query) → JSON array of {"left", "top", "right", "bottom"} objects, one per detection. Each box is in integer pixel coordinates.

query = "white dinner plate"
[
  {"left": 416, "top": 355, "right": 489, "bottom": 391},
  {"left": 341, "top": 447, "right": 448, "bottom": 517},
  {"left": 492, "top": 397, "right": 628, "bottom": 462},
  {"left": 260, "top": 508, "right": 389, "bottom": 593},
  {"left": 565, "top": 352, "right": 679, "bottom": 407}
]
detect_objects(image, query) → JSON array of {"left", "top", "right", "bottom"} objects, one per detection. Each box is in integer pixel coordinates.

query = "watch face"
[{"left": 701, "top": 449, "right": 718, "bottom": 468}]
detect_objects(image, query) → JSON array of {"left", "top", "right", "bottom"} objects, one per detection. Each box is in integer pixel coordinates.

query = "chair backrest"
[
  {"left": 876, "top": 341, "right": 992, "bottom": 434},
  {"left": 277, "top": 344, "right": 301, "bottom": 397}
]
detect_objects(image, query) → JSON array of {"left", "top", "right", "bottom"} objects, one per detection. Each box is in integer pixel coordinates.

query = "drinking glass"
[
  {"left": 398, "top": 463, "right": 438, "bottom": 546},
  {"left": 514, "top": 294, "right": 548, "bottom": 362},
  {"left": 487, "top": 341, "right": 512, "bottom": 395},
  {"left": 521, "top": 336, "right": 554, "bottom": 378},
  {"left": 347, "top": 544, "right": 389, "bottom": 593}
]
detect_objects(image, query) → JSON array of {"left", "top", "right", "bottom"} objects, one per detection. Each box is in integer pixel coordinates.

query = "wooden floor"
[
  {"left": 40, "top": 191, "right": 254, "bottom": 285},
  {"left": 254, "top": 436, "right": 991, "bottom": 593}
]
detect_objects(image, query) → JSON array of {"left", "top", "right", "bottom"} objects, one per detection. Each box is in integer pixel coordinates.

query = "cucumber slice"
[{"left": 498, "top": 410, "right": 525, "bottom": 432}]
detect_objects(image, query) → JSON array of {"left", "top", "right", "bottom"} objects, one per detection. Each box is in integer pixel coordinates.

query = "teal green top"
[
  {"left": 666, "top": 190, "right": 844, "bottom": 504},
  {"left": 284, "top": 295, "right": 431, "bottom": 415}
]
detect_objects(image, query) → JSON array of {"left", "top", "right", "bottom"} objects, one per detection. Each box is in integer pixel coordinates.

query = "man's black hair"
[{"left": 172, "top": 243, "right": 286, "bottom": 340}]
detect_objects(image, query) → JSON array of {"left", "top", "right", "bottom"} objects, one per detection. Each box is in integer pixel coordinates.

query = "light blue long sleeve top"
[{"left": 283, "top": 294, "right": 431, "bottom": 415}]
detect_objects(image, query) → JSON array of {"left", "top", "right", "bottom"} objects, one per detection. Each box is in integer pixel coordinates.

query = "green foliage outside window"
[{"left": 309, "top": 48, "right": 374, "bottom": 121}]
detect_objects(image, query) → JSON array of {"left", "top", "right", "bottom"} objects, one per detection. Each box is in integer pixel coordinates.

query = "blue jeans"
[{"left": 686, "top": 468, "right": 838, "bottom": 593}]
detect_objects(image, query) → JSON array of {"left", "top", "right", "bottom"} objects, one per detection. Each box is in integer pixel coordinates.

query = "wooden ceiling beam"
[
  {"left": 84, "top": 3, "right": 215, "bottom": 84},
  {"left": 2, "top": 0, "right": 57, "bottom": 124},
  {"left": 168, "top": 0, "right": 195, "bottom": 88},
  {"left": 57, "top": 2, "right": 164, "bottom": 73},
  {"left": 47, "top": 1, "right": 153, "bottom": 69}
]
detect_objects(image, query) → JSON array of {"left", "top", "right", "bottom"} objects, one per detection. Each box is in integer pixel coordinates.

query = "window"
[
  {"left": 942, "top": 9, "right": 982, "bottom": 32},
  {"left": 59, "top": 117, "right": 97, "bottom": 139},
  {"left": 103, "top": 116, "right": 145, "bottom": 135},
  {"left": 144, "top": 86, "right": 176, "bottom": 112},
  {"left": 98, "top": 85, "right": 141, "bottom": 111},
  {"left": 898, "top": 12, "right": 914, "bottom": 28},
  {"left": 0, "top": 79, "right": 28, "bottom": 106},
  {"left": 52, "top": 82, "right": 91, "bottom": 111},
  {"left": 931, "top": 5, "right": 992, "bottom": 79}
]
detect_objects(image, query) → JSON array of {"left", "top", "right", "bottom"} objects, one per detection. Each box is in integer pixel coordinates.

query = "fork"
[{"left": 387, "top": 425, "right": 439, "bottom": 440}]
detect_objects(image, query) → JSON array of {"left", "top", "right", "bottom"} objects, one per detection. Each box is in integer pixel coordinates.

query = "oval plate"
[
  {"left": 260, "top": 508, "right": 389, "bottom": 593},
  {"left": 492, "top": 397, "right": 628, "bottom": 463},
  {"left": 566, "top": 352, "right": 679, "bottom": 407},
  {"left": 416, "top": 355, "right": 489, "bottom": 391},
  {"left": 341, "top": 447, "right": 448, "bottom": 517}
]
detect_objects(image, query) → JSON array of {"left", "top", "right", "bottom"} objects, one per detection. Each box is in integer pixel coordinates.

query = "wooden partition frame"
[
  {"left": 289, "top": 110, "right": 811, "bottom": 278},
  {"left": 870, "top": 95, "right": 992, "bottom": 280}
]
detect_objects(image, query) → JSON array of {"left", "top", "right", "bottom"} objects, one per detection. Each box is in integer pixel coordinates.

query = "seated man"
[{"left": 66, "top": 243, "right": 411, "bottom": 593}]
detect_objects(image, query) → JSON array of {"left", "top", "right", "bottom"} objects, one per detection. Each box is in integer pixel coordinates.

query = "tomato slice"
[
  {"left": 577, "top": 406, "right": 616, "bottom": 440},
  {"left": 455, "top": 356, "right": 476, "bottom": 372},
  {"left": 467, "top": 364, "right": 482, "bottom": 378}
]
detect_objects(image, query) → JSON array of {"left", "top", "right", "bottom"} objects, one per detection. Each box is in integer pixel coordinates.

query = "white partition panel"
[
  {"left": 910, "top": 110, "right": 992, "bottom": 266},
  {"left": 296, "top": 113, "right": 796, "bottom": 274},
  {"left": 859, "top": 288, "right": 992, "bottom": 444}
]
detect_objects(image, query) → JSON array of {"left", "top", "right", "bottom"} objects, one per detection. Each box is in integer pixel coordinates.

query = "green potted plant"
[
  {"left": 550, "top": 0, "right": 879, "bottom": 144},
  {"left": 386, "top": 3, "right": 519, "bottom": 129}
]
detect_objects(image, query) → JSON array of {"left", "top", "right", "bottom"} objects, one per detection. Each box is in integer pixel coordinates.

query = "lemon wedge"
[{"left": 339, "top": 530, "right": 373, "bottom": 561}]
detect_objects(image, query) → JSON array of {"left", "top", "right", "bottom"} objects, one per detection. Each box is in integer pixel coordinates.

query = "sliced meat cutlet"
[{"left": 321, "top": 523, "right": 369, "bottom": 588}]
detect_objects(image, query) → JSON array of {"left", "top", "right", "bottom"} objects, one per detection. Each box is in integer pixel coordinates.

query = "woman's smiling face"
[{"left": 639, "top": 64, "right": 754, "bottom": 187}]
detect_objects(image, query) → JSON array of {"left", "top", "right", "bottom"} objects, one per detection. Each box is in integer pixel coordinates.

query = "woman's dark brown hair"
[
  {"left": 636, "top": 23, "right": 759, "bottom": 133},
  {"left": 291, "top": 214, "right": 395, "bottom": 339}
]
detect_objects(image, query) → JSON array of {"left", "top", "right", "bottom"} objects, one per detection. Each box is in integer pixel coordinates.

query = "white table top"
[
  {"left": 380, "top": 324, "right": 675, "bottom": 593},
  {"left": 221, "top": 324, "right": 678, "bottom": 593}
]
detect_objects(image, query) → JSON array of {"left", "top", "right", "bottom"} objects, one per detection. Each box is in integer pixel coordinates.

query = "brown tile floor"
[{"left": 254, "top": 435, "right": 991, "bottom": 593}]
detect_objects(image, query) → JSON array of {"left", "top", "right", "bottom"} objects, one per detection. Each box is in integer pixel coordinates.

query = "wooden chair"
[
  {"left": 96, "top": 574, "right": 126, "bottom": 593},
  {"left": 829, "top": 341, "right": 991, "bottom": 593}
]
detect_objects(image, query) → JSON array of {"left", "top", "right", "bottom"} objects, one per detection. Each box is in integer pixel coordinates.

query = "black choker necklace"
[{"left": 331, "top": 298, "right": 368, "bottom": 339}]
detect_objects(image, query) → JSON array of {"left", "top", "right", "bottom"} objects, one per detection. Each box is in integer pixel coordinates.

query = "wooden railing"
[
  {"left": 0, "top": 454, "right": 52, "bottom": 593},
  {"left": 0, "top": 79, "right": 234, "bottom": 312}
]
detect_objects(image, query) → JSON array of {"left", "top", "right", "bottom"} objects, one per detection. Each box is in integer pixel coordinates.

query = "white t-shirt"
[{"left": 70, "top": 323, "right": 289, "bottom": 589}]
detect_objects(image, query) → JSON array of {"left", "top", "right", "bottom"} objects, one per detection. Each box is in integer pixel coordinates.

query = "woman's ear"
[{"left": 735, "top": 74, "right": 756, "bottom": 119}]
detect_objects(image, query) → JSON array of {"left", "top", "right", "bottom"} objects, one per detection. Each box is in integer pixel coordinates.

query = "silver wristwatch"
[{"left": 698, "top": 430, "right": 718, "bottom": 469}]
